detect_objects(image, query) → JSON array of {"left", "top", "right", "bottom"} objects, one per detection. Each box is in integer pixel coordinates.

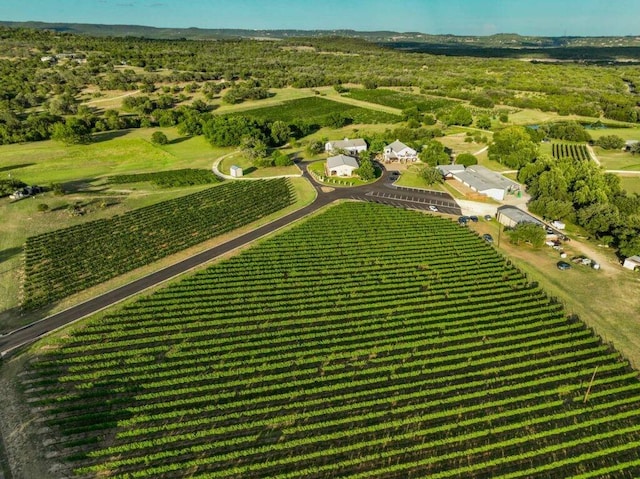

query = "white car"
[{"left": 429, "top": 205, "right": 438, "bottom": 212}]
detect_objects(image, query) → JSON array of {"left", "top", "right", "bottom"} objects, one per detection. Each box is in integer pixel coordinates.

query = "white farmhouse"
[
  {"left": 326, "top": 154, "right": 359, "bottom": 177},
  {"left": 383, "top": 140, "right": 417, "bottom": 162},
  {"left": 325, "top": 138, "right": 367, "bottom": 156}
]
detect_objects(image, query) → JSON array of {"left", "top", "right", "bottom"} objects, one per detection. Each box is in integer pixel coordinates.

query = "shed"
[
  {"left": 326, "top": 154, "right": 359, "bottom": 177},
  {"left": 230, "top": 165, "right": 243, "bottom": 178},
  {"left": 622, "top": 255, "right": 640, "bottom": 271},
  {"left": 497, "top": 205, "right": 544, "bottom": 229}
]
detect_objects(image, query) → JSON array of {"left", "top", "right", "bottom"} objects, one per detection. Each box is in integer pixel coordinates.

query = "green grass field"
[
  {"left": 619, "top": 176, "right": 640, "bottom": 195},
  {"left": 344, "top": 88, "right": 458, "bottom": 112},
  {"left": 16, "top": 202, "right": 640, "bottom": 478},
  {"left": 393, "top": 164, "right": 446, "bottom": 191},
  {"left": 218, "top": 152, "right": 301, "bottom": 178},
  {"left": 593, "top": 147, "right": 640, "bottom": 170},
  {"left": 226, "top": 96, "right": 401, "bottom": 125},
  {"left": 0, "top": 128, "right": 231, "bottom": 185}
]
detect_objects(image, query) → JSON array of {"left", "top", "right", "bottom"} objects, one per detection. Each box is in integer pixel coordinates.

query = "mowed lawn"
[{"left": 0, "top": 128, "right": 231, "bottom": 185}]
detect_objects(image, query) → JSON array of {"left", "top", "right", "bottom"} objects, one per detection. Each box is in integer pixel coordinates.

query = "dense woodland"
[{"left": 1, "top": 26, "right": 640, "bottom": 145}]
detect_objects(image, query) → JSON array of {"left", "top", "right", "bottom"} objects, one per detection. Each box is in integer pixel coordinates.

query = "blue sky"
[{"left": 1, "top": 0, "right": 639, "bottom": 36}]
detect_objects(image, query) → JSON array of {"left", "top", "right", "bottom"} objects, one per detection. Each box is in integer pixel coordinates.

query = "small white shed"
[
  {"left": 230, "top": 165, "right": 243, "bottom": 178},
  {"left": 622, "top": 255, "right": 640, "bottom": 271}
]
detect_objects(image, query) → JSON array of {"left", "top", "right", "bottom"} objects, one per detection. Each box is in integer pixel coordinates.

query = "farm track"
[{"left": 0, "top": 166, "right": 460, "bottom": 357}]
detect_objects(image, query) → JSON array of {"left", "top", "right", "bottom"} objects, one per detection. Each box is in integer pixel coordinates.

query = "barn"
[{"left": 326, "top": 154, "right": 359, "bottom": 177}]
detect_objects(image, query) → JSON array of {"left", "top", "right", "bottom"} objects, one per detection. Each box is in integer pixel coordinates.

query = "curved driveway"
[{"left": 0, "top": 164, "right": 460, "bottom": 358}]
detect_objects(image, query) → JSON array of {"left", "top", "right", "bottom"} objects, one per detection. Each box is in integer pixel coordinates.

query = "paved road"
[{"left": 0, "top": 165, "right": 460, "bottom": 358}]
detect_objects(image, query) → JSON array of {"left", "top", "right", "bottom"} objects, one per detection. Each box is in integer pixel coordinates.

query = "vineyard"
[
  {"left": 107, "top": 169, "right": 221, "bottom": 188},
  {"left": 24, "top": 202, "right": 640, "bottom": 478},
  {"left": 552, "top": 143, "right": 591, "bottom": 161},
  {"left": 21, "top": 179, "right": 294, "bottom": 309},
  {"left": 228, "top": 96, "right": 400, "bottom": 124},
  {"left": 344, "top": 88, "right": 458, "bottom": 112}
]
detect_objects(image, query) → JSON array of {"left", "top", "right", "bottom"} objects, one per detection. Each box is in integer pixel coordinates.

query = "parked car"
[
  {"left": 469, "top": 215, "right": 479, "bottom": 222},
  {"left": 484, "top": 215, "right": 492, "bottom": 221},
  {"left": 429, "top": 205, "right": 438, "bottom": 212},
  {"left": 557, "top": 261, "right": 571, "bottom": 271},
  {"left": 458, "top": 216, "right": 469, "bottom": 225},
  {"left": 482, "top": 233, "right": 493, "bottom": 243}
]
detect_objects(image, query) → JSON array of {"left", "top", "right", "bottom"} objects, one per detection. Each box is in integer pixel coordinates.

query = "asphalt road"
[{"left": 0, "top": 165, "right": 461, "bottom": 358}]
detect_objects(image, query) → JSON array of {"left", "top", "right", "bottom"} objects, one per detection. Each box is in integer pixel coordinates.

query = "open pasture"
[{"left": 226, "top": 96, "right": 400, "bottom": 125}]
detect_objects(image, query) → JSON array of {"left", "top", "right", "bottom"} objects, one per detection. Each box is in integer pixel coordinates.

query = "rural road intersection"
[{"left": 0, "top": 165, "right": 460, "bottom": 358}]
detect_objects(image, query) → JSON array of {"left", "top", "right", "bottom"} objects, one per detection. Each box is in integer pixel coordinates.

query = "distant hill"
[
  {"left": 2, "top": 20, "right": 640, "bottom": 47},
  {"left": 2, "top": 21, "right": 640, "bottom": 61}
]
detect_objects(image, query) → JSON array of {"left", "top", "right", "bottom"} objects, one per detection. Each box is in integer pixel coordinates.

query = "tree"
[
  {"left": 306, "top": 140, "right": 324, "bottom": 156},
  {"left": 355, "top": 158, "right": 375, "bottom": 181},
  {"left": 419, "top": 166, "right": 443, "bottom": 186},
  {"left": 271, "top": 150, "right": 293, "bottom": 167},
  {"left": 441, "top": 105, "right": 473, "bottom": 126},
  {"left": 202, "top": 116, "right": 263, "bottom": 147},
  {"left": 51, "top": 117, "right": 91, "bottom": 145},
  {"left": 595, "top": 135, "right": 625, "bottom": 150},
  {"left": 151, "top": 131, "right": 168, "bottom": 145},
  {"left": 544, "top": 121, "right": 591, "bottom": 142},
  {"left": 419, "top": 140, "right": 450, "bottom": 166},
  {"left": 488, "top": 126, "right": 538, "bottom": 168},
  {"left": 476, "top": 115, "right": 492, "bottom": 130},
  {"left": 325, "top": 112, "right": 350, "bottom": 128},
  {"left": 507, "top": 223, "right": 546, "bottom": 247},
  {"left": 270, "top": 121, "right": 291, "bottom": 146},
  {"left": 241, "top": 135, "right": 269, "bottom": 165},
  {"left": 455, "top": 153, "right": 478, "bottom": 167}
]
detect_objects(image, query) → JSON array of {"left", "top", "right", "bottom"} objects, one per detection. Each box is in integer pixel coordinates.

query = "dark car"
[
  {"left": 469, "top": 215, "right": 479, "bottom": 223},
  {"left": 557, "top": 261, "right": 571, "bottom": 271},
  {"left": 482, "top": 233, "right": 493, "bottom": 243},
  {"left": 484, "top": 215, "right": 493, "bottom": 221},
  {"left": 458, "top": 216, "right": 469, "bottom": 225}
]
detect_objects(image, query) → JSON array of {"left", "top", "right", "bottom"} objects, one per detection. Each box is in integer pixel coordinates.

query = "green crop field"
[
  {"left": 227, "top": 96, "right": 400, "bottom": 124},
  {"left": 107, "top": 169, "right": 221, "bottom": 188},
  {"left": 552, "top": 143, "right": 591, "bottom": 161},
  {"left": 22, "top": 179, "right": 294, "bottom": 309},
  {"left": 23, "top": 202, "right": 640, "bottom": 478},
  {"left": 344, "top": 88, "right": 458, "bottom": 112}
]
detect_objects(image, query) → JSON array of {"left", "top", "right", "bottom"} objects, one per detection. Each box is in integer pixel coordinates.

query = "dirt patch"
[{"left": 0, "top": 356, "right": 62, "bottom": 479}]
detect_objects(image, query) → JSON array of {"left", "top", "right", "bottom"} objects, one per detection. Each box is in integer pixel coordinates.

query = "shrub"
[
  {"left": 456, "top": 153, "right": 478, "bottom": 167},
  {"left": 151, "top": 131, "right": 169, "bottom": 145}
]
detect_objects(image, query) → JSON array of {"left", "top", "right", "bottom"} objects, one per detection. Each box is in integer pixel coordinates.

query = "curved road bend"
[{"left": 0, "top": 166, "right": 460, "bottom": 358}]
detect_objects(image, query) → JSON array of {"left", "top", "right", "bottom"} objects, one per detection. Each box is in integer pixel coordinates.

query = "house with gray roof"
[
  {"left": 326, "top": 154, "right": 359, "bottom": 177},
  {"left": 497, "top": 205, "right": 544, "bottom": 229},
  {"left": 325, "top": 138, "right": 367, "bottom": 156},
  {"left": 383, "top": 140, "right": 417, "bottom": 162},
  {"left": 445, "top": 165, "right": 520, "bottom": 201}
]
